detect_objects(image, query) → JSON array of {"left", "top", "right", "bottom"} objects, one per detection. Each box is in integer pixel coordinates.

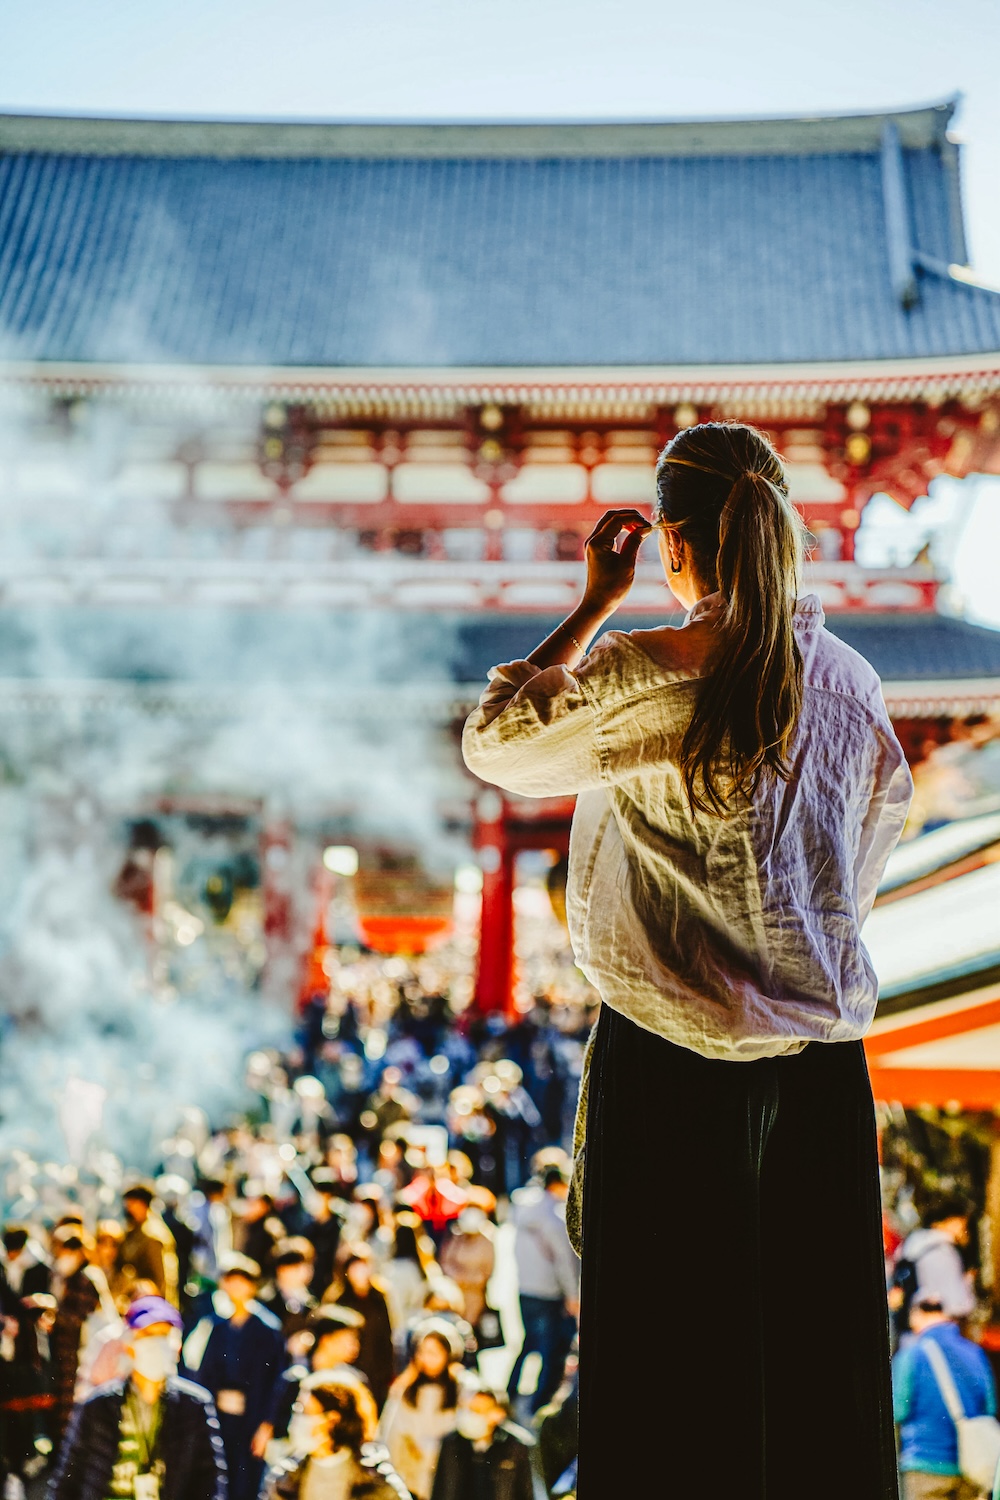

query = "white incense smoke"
[{"left": 0, "top": 395, "right": 469, "bottom": 1180}]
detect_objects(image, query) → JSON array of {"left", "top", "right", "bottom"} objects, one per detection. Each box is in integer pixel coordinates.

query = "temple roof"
[
  {"left": 0, "top": 604, "right": 997, "bottom": 692},
  {"left": 1, "top": 101, "right": 999, "bottom": 370},
  {"left": 455, "top": 610, "right": 1000, "bottom": 689}
]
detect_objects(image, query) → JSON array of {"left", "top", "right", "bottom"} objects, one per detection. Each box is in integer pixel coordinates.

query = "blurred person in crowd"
[
  {"left": 309, "top": 1312, "right": 366, "bottom": 1377},
  {"left": 462, "top": 424, "right": 913, "bottom": 1497},
  {"left": 303, "top": 1171, "right": 346, "bottom": 1299},
  {"left": 76, "top": 1281, "right": 160, "bottom": 1399},
  {"left": 267, "top": 1305, "right": 367, "bottom": 1444},
  {"left": 157, "top": 1178, "right": 198, "bottom": 1301},
  {"left": 897, "top": 1197, "right": 976, "bottom": 1328},
  {"left": 260, "top": 1372, "right": 408, "bottom": 1500},
  {"left": 507, "top": 1167, "right": 578, "bottom": 1415},
  {"left": 296, "top": 991, "right": 332, "bottom": 1079},
  {"left": 328, "top": 1250, "right": 394, "bottom": 1412},
  {"left": 395, "top": 1175, "right": 465, "bottom": 1252},
  {"left": 325, "top": 1138, "right": 360, "bottom": 1196},
  {"left": 381, "top": 1218, "right": 433, "bottom": 1350},
  {"left": 379, "top": 1323, "right": 462, "bottom": 1500},
  {"left": 181, "top": 1251, "right": 285, "bottom": 1500},
  {"left": 346, "top": 1192, "right": 393, "bottom": 1269},
  {"left": 260, "top": 1241, "right": 318, "bottom": 1337},
  {"left": 0, "top": 1233, "right": 54, "bottom": 1498},
  {"left": 430, "top": 1382, "right": 542, "bottom": 1500},
  {"left": 48, "top": 1294, "right": 226, "bottom": 1500},
  {"left": 443, "top": 1155, "right": 474, "bottom": 1197},
  {"left": 92, "top": 1226, "right": 124, "bottom": 1291},
  {"left": 115, "top": 1185, "right": 178, "bottom": 1307},
  {"left": 446, "top": 1092, "right": 502, "bottom": 1200},
  {"left": 2, "top": 1227, "right": 50, "bottom": 1299},
  {"left": 892, "top": 1290, "right": 996, "bottom": 1499},
  {"left": 50, "top": 1229, "right": 115, "bottom": 1443},
  {"left": 358, "top": 1070, "right": 419, "bottom": 1160},
  {"left": 439, "top": 1207, "right": 495, "bottom": 1330},
  {"left": 373, "top": 1139, "right": 407, "bottom": 1198},
  {"left": 235, "top": 1186, "right": 283, "bottom": 1282},
  {"left": 535, "top": 1372, "right": 578, "bottom": 1500},
  {"left": 405, "top": 1283, "right": 475, "bottom": 1371},
  {"left": 479, "top": 1064, "right": 542, "bottom": 1198},
  {"left": 503, "top": 1000, "right": 568, "bottom": 1148},
  {"left": 189, "top": 1180, "right": 233, "bottom": 1286}
]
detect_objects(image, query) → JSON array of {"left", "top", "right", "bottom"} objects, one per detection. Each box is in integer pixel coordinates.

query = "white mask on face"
[
  {"left": 288, "top": 1413, "right": 327, "bottom": 1455},
  {"left": 456, "top": 1410, "right": 491, "bottom": 1443},
  {"left": 131, "top": 1335, "right": 179, "bottom": 1383}
]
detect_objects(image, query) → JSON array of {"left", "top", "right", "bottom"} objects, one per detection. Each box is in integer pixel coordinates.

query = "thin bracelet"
[{"left": 569, "top": 632, "right": 585, "bottom": 655}]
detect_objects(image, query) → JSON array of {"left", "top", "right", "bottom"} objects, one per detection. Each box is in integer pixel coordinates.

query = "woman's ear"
[{"left": 660, "top": 526, "right": 684, "bottom": 574}]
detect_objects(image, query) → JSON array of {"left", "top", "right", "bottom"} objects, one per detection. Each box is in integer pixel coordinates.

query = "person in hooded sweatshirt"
[{"left": 897, "top": 1196, "right": 976, "bottom": 1327}]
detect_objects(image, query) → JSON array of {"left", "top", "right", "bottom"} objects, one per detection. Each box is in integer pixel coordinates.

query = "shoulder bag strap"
[{"left": 921, "top": 1338, "right": 967, "bottom": 1425}]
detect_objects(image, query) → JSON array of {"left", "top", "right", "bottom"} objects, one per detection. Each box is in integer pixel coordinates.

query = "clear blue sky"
[
  {"left": 2, "top": 0, "right": 999, "bottom": 625},
  {"left": 2, "top": 0, "right": 998, "bottom": 281}
]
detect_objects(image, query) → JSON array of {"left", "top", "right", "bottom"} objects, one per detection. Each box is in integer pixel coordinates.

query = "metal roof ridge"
[{"left": 0, "top": 97, "right": 959, "bottom": 159}]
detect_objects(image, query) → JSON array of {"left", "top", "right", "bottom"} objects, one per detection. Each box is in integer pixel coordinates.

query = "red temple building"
[{"left": 1, "top": 100, "right": 999, "bottom": 1096}]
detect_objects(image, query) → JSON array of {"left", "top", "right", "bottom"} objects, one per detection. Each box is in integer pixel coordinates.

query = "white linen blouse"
[{"left": 462, "top": 593, "right": 912, "bottom": 1060}]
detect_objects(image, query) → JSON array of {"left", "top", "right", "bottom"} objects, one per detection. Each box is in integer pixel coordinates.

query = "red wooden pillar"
[
  {"left": 262, "top": 820, "right": 294, "bottom": 946},
  {"left": 261, "top": 818, "right": 296, "bottom": 1000},
  {"left": 839, "top": 485, "right": 865, "bottom": 563},
  {"left": 298, "top": 865, "right": 334, "bottom": 1009},
  {"left": 472, "top": 791, "right": 516, "bottom": 1015}
]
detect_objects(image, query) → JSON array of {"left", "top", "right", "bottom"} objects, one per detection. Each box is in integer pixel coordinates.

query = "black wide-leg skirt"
[{"left": 577, "top": 1004, "right": 899, "bottom": 1500}]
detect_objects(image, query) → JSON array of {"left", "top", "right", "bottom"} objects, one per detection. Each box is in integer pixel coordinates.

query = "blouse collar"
[{"left": 684, "top": 591, "right": 825, "bottom": 629}]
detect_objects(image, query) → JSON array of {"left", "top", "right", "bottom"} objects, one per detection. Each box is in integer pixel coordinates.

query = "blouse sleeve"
[
  {"left": 462, "top": 659, "right": 604, "bottom": 797},
  {"left": 855, "top": 710, "right": 913, "bottom": 925}
]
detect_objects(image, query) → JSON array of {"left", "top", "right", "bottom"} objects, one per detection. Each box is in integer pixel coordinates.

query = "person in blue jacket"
[
  {"left": 892, "top": 1289, "right": 996, "bottom": 1499},
  {"left": 182, "top": 1252, "right": 286, "bottom": 1500}
]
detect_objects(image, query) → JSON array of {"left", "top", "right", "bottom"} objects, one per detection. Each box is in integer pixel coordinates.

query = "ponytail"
[{"left": 655, "top": 424, "right": 806, "bottom": 816}]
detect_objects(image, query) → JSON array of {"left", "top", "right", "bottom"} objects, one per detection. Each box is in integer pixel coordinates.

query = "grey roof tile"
[
  {"left": 1, "top": 123, "right": 999, "bottom": 367},
  {"left": 455, "top": 612, "right": 1000, "bottom": 684}
]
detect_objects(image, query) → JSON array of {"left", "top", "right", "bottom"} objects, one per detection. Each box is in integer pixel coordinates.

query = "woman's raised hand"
[{"left": 583, "top": 508, "right": 652, "bottom": 612}]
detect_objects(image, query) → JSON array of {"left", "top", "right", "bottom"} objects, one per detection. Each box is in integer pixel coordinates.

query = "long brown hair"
[{"left": 654, "top": 422, "right": 806, "bottom": 815}]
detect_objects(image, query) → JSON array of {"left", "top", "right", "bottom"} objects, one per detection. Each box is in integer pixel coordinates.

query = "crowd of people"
[
  {"left": 6, "top": 968, "right": 1000, "bottom": 1500},
  {"left": 0, "top": 991, "right": 588, "bottom": 1500}
]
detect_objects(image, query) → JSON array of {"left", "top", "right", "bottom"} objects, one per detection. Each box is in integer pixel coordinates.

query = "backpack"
[
  {"left": 892, "top": 1241, "right": 939, "bottom": 1333},
  {"left": 892, "top": 1255, "right": 919, "bottom": 1331}
]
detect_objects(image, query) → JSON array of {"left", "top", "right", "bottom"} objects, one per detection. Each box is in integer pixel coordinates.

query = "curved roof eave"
[
  {"left": 2, "top": 352, "right": 999, "bottom": 408},
  {"left": 0, "top": 98, "right": 960, "bottom": 160}
]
